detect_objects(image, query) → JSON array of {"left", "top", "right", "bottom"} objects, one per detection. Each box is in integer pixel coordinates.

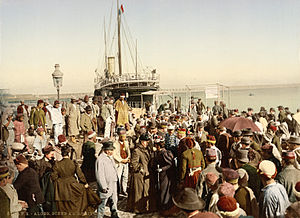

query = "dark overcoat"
[{"left": 127, "top": 144, "right": 155, "bottom": 213}]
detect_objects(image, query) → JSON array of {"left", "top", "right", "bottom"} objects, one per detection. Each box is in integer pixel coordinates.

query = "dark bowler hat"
[
  {"left": 236, "top": 149, "right": 249, "bottom": 163},
  {"left": 42, "top": 144, "right": 54, "bottom": 155},
  {"left": 102, "top": 141, "right": 115, "bottom": 150},
  {"left": 148, "top": 122, "right": 156, "bottom": 129},
  {"left": 197, "top": 121, "right": 205, "bottom": 128},
  {"left": 85, "top": 105, "right": 92, "bottom": 111},
  {"left": 288, "top": 136, "right": 300, "bottom": 145},
  {"left": 232, "top": 130, "right": 242, "bottom": 137},
  {"left": 241, "top": 137, "right": 251, "bottom": 145},
  {"left": 242, "top": 128, "right": 253, "bottom": 136},
  {"left": 172, "top": 187, "right": 205, "bottom": 211},
  {"left": 140, "top": 133, "right": 150, "bottom": 141}
]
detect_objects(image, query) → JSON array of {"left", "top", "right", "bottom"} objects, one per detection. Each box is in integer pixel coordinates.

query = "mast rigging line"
[
  {"left": 122, "top": 13, "right": 145, "bottom": 71},
  {"left": 121, "top": 22, "right": 136, "bottom": 71}
]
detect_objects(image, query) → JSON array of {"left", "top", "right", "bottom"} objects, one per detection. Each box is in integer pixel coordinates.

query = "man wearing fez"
[
  {"left": 80, "top": 105, "right": 94, "bottom": 142},
  {"left": 114, "top": 93, "right": 129, "bottom": 127},
  {"left": 96, "top": 141, "right": 118, "bottom": 218},
  {"left": 46, "top": 100, "right": 63, "bottom": 145},
  {"left": 66, "top": 97, "right": 80, "bottom": 143},
  {"left": 113, "top": 127, "right": 131, "bottom": 196},
  {"left": 13, "top": 154, "right": 44, "bottom": 217},
  {"left": 29, "top": 99, "right": 46, "bottom": 131}
]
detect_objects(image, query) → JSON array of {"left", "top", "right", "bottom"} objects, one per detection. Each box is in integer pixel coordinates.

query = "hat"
[
  {"left": 70, "top": 96, "right": 77, "bottom": 100},
  {"left": 207, "top": 135, "right": 216, "bottom": 144},
  {"left": 84, "top": 95, "right": 89, "bottom": 101},
  {"left": 42, "top": 144, "right": 54, "bottom": 154},
  {"left": 242, "top": 128, "right": 253, "bottom": 136},
  {"left": 282, "top": 150, "right": 295, "bottom": 160},
  {"left": 197, "top": 122, "right": 205, "bottom": 128},
  {"left": 232, "top": 130, "right": 242, "bottom": 138},
  {"left": 237, "top": 168, "right": 249, "bottom": 182},
  {"left": 37, "top": 99, "right": 44, "bottom": 105},
  {"left": 88, "top": 131, "right": 96, "bottom": 139},
  {"left": 14, "top": 154, "right": 28, "bottom": 165},
  {"left": 258, "top": 160, "right": 277, "bottom": 179},
  {"left": 269, "top": 125, "right": 277, "bottom": 132},
  {"left": 148, "top": 122, "right": 156, "bottom": 129},
  {"left": 206, "top": 148, "right": 217, "bottom": 158},
  {"left": 278, "top": 105, "right": 284, "bottom": 110},
  {"left": 85, "top": 105, "right": 92, "bottom": 111},
  {"left": 241, "top": 137, "right": 251, "bottom": 145},
  {"left": 172, "top": 187, "right": 205, "bottom": 211},
  {"left": 218, "top": 182, "right": 235, "bottom": 197},
  {"left": 222, "top": 168, "right": 239, "bottom": 184},
  {"left": 177, "top": 128, "right": 186, "bottom": 134},
  {"left": 289, "top": 136, "right": 300, "bottom": 145},
  {"left": 117, "top": 127, "right": 126, "bottom": 136},
  {"left": 58, "top": 134, "right": 67, "bottom": 143},
  {"left": 0, "top": 166, "right": 9, "bottom": 179},
  {"left": 167, "top": 125, "right": 175, "bottom": 130},
  {"left": 205, "top": 172, "right": 219, "bottom": 185},
  {"left": 236, "top": 149, "right": 249, "bottom": 163},
  {"left": 102, "top": 141, "right": 115, "bottom": 150},
  {"left": 140, "top": 133, "right": 150, "bottom": 141},
  {"left": 104, "top": 96, "right": 109, "bottom": 102},
  {"left": 293, "top": 181, "right": 300, "bottom": 199},
  {"left": 54, "top": 100, "right": 60, "bottom": 105},
  {"left": 160, "top": 122, "right": 168, "bottom": 128},
  {"left": 217, "top": 196, "right": 240, "bottom": 217},
  {"left": 61, "top": 145, "right": 72, "bottom": 155}
]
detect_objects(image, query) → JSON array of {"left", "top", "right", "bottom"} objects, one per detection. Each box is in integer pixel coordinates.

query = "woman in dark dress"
[
  {"left": 151, "top": 135, "right": 177, "bottom": 215},
  {"left": 51, "top": 145, "right": 100, "bottom": 217}
]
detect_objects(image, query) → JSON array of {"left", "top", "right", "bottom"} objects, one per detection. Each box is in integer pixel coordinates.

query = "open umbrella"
[{"left": 219, "top": 117, "right": 261, "bottom": 132}]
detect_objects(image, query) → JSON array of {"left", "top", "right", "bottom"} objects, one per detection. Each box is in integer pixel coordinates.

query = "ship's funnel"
[{"left": 108, "top": 57, "right": 115, "bottom": 76}]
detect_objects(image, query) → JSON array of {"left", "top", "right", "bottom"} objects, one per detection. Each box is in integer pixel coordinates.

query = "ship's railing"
[{"left": 94, "top": 72, "right": 160, "bottom": 89}]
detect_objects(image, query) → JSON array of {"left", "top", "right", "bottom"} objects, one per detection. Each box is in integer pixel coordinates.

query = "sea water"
[{"left": 158, "top": 85, "right": 300, "bottom": 113}]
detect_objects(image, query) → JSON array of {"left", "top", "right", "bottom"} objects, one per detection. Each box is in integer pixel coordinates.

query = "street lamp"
[{"left": 52, "top": 64, "right": 63, "bottom": 101}]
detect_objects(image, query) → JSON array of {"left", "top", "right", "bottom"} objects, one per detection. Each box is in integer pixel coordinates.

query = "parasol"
[{"left": 219, "top": 116, "right": 261, "bottom": 132}]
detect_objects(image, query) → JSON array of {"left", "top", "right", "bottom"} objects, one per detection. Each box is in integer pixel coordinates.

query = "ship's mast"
[
  {"left": 104, "top": 18, "right": 108, "bottom": 70},
  {"left": 135, "top": 39, "right": 138, "bottom": 78},
  {"left": 117, "top": 0, "right": 122, "bottom": 76}
]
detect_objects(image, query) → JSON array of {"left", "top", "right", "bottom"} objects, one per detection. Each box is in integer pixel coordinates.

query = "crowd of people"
[{"left": 1, "top": 93, "right": 300, "bottom": 218}]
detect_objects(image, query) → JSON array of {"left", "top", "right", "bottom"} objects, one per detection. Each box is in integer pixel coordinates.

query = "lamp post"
[{"left": 52, "top": 64, "right": 63, "bottom": 101}]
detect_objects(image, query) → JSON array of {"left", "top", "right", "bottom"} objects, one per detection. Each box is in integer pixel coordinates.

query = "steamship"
[{"left": 94, "top": 1, "right": 159, "bottom": 108}]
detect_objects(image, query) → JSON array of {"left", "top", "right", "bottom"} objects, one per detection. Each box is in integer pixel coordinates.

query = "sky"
[{"left": 1, "top": 0, "right": 300, "bottom": 94}]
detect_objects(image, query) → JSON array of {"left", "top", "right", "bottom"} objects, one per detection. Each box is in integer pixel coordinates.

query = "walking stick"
[{"left": 157, "top": 164, "right": 160, "bottom": 191}]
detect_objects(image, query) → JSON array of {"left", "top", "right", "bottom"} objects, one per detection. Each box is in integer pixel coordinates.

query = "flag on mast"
[{"left": 120, "top": 4, "right": 124, "bottom": 13}]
